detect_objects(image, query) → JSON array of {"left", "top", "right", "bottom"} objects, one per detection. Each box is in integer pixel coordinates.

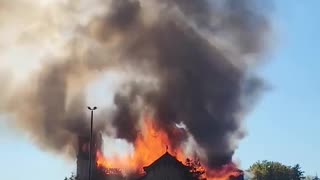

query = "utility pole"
[{"left": 87, "top": 106, "right": 97, "bottom": 180}]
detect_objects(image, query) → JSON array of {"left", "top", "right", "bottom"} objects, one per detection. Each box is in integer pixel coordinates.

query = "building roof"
[{"left": 142, "top": 152, "right": 189, "bottom": 173}]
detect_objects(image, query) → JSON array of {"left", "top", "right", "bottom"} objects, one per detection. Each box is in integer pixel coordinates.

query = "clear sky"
[
  {"left": 0, "top": 1, "right": 319, "bottom": 179},
  {"left": 235, "top": 0, "right": 320, "bottom": 176}
]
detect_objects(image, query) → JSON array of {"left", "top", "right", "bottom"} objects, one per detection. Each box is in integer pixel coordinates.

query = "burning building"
[
  {"left": 77, "top": 135, "right": 93, "bottom": 180},
  {"left": 138, "top": 152, "right": 198, "bottom": 180},
  {"left": 77, "top": 134, "right": 103, "bottom": 180},
  {"left": 0, "top": 1, "right": 272, "bottom": 180},
  {"left": 138, "top": 152, "right": 245, "bottom": 180},
  {"left": 77, "top": 133, "right": 124, "bottom": 180},
  {"left": 76, "top": 122, "right": 245, "bottom": 180}
]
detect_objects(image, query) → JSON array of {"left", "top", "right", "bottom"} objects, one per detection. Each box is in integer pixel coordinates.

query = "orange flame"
[
  {"left": 96, "top": 117, "right": 242, "bottom": 180},
  {"left": 96, "top": 117, "right": 186, "bottom": 172}
]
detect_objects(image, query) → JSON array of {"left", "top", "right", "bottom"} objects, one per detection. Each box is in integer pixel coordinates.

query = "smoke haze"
[{"left": 0, "top": 0, "right": 272, "bottom": 168}]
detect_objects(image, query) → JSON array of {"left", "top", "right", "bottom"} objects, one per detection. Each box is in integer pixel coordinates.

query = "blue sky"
[
  {"left": 0, "top": 1, "right": 319, "bottom": 179},
  {"left": 235, "top": 0, "right": 320, "bottom": 175}
]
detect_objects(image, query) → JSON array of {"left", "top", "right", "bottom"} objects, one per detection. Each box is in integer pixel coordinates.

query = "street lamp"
[{"left": 87, "top": 106, "right": 97, "bottom": 180}]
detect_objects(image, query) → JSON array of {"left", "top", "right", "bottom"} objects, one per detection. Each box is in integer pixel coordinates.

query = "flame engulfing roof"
[
  {"left": 140, "top": 152, "right": 245, "bottom": 180},
  {"left": 143, "top": 152, "right": 189, "bottom": 173},
  {"left": 139, "top": 152, "right": 197, "bottom": 180}
]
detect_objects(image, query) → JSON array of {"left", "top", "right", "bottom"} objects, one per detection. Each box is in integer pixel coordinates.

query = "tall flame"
[
  {"left": 96, "top": 117, "right": 186, "bottom": 172},
  {"left": 96, "top": 117, "right": 242, "bottom": 180}
]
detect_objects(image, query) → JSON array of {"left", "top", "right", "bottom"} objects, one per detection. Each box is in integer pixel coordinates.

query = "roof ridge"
[{"left": 143, "top": 152, "right": 187, "bottom": 173}]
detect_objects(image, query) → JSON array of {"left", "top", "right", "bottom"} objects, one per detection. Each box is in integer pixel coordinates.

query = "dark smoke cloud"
[
  {"left": 85, "top": 0, "right": 271, "bottom": 168},
  {"left": 108, "top": 0, "right": 141, "bottom": 29},
  {"left": 1, "top": 0, "right": 272, "bottom": 168},
  {"left": 109, "top": 20, "right": 243, "bottom": 166}
]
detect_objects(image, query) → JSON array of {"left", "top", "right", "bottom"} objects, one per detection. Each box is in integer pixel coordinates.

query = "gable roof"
[{"left": 142, "top": 152, "right": 189, "bottom": 173}]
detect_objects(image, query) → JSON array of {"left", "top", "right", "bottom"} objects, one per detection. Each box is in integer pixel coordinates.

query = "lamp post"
[{"left": 87, "top": 106, "right": 97, "bottom": 180}]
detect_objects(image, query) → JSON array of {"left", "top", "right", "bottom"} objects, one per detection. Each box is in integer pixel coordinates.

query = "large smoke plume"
[{"left": 0, "top": 0, "right": 272, "bottom": 168}]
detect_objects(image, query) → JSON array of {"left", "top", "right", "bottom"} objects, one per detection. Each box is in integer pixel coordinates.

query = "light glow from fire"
[
  {"left": 96, "top": 117, "right": 186, "bottom": 173},
  {"left": 95, "top": 117, "right": 242, "bottom": 180}
]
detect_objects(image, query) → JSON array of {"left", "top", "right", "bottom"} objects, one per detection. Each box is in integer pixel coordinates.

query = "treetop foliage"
[{"left": 249, "top": 160, "right": 306, "bottom": 180}]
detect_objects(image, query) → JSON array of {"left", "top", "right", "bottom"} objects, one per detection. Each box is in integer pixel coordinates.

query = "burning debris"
[{"left": 0, "top": 0, "right": 272, "bottom": 179}]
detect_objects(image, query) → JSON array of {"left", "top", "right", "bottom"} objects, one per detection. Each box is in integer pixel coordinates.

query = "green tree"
[
  {"left": 291, "top": 164, "right": 305, "bottom": 180},
  {"left": 249, "top": 160, "right": 305, "bottom": 180}
]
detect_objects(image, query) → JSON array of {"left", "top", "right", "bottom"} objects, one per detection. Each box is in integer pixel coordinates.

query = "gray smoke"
[
  {"left": 2, "top": 61, "right": 107, "bottom": 156},
  {"left": 0, "top": 0, "right": 272, "bottom": 168}
]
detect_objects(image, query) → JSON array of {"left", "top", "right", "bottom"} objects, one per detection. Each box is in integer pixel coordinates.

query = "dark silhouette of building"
[
  {"left": 77, "top": 134, "right": 123, "bottom": 180},
  {"left": 138, "top": 152, "right": 197, "bottom": 180},
  {"left": 77, "top": 135, "right": 96, "bottom": 180}
]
